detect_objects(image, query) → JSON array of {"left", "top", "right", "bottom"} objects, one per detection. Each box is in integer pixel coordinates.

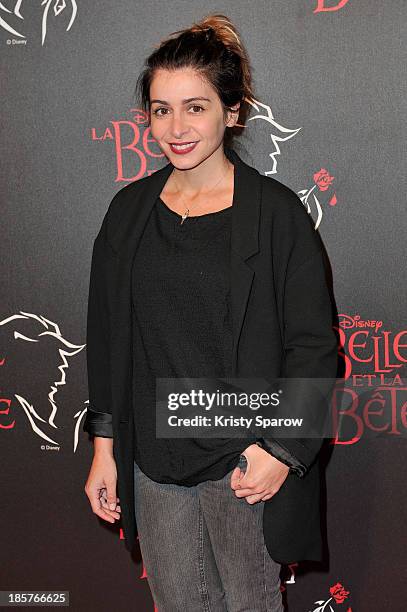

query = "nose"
[{"left": 170, "top": 112, "right": 191, "bottom": 139}]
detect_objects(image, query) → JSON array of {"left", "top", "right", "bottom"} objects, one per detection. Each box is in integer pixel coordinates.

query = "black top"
[{"left": 131, "top": 195, "right": 257, "bottom": 485}]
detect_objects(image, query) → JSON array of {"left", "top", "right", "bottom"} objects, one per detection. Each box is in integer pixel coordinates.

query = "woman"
[{"left": 83, "top": 14, "right": 338, "bottom": 612}]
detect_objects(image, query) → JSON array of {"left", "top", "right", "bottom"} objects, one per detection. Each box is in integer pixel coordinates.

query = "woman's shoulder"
[
  {"left": 98, "top": 163, "right": 171, "bottom": 241},
  {"left": 259, "top": 173, "right": 316, "bottom": 234},
  {"left": 257, "top": 173, "right": 324, "bottom": 268},
  {"left": 107, "top": 164, "right": 167, "bottom": 213}
]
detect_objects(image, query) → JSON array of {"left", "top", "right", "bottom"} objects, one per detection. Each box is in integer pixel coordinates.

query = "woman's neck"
[{"left": 169, "top": 147, "right": 233, "bottom": 197}]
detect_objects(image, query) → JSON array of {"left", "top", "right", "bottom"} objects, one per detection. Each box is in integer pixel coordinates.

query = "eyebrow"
[{"left": 150, "top": 97, "right": 212, "bottom": 105}]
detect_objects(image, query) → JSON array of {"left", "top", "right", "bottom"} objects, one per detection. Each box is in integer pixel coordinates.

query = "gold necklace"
[{"left": 171, "top": 162, "right": 232, "bottom": 225}]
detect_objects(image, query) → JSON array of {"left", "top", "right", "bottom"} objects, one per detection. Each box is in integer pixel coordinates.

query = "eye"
[
  {"left": 189, "top": 105, "right": 204, "bottom": 113},
  {"left": 152, "top": 107, "right": 169, "bottom": 117}
]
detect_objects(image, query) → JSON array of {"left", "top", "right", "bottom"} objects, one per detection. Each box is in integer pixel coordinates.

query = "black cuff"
[
  {"left": 83, "top": 408, "right": 113, "bottom": 438},
  {"left": 255, "top": 438, "right": 307, "bottom": 478}
]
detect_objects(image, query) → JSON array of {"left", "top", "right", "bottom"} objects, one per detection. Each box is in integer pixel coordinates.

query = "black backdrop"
[{"left": 1, "top": 1, "right": 406, "bottom": 610}]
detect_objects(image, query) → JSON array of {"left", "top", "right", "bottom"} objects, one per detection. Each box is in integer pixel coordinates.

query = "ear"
[{"left": 225, "top": 102, "right": 241, "bottom": 127}]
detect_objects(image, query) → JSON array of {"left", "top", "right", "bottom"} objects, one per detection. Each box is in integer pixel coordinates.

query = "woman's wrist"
[{"left": 94, "top": 436, "right": 114, "bottom": 457}]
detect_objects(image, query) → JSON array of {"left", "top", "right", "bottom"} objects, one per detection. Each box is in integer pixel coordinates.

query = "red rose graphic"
[
  {"left": 330, "top": 582, "right": 350, "bottom": 604},
  {"left": 313, "top": 168, "right": 334, "bottom": 191}
]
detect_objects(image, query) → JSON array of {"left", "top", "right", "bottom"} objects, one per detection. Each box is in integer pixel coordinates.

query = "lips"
[{"left": 169, "top": 141, "right": 199, "bottom": 155}]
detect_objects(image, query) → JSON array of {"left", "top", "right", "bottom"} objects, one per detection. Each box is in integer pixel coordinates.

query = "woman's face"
[{"left": 149, "top": 67, "right": 238, "bottom": 168}]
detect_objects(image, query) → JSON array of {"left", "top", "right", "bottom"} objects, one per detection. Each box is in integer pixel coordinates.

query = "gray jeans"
[{"left": 133, "top": 454, "right": 284, "bottom": 611}]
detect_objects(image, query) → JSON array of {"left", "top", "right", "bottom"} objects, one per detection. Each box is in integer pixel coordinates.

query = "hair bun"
[{"left": 189, "top": 24, "right": 215, "bottom": 39}]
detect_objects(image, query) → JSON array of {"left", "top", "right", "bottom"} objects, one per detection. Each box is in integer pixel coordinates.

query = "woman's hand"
[
  {"left": 84, "top": 446, "right": 122, "bottom": 524},
  {"left": 230, "top": 443, "right": 290, "bottom": 504}
]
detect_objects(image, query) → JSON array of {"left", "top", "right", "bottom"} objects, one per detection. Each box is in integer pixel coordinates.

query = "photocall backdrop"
[{"left": 1, "top": 1, "right": 406, "bottom": 610}]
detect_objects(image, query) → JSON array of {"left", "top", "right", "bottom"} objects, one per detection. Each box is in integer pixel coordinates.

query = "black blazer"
[{"left": 83, "top": 146, "right": 338, "bottom": 564}]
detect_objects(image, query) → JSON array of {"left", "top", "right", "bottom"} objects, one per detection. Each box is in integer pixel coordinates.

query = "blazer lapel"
[
  {"left": 108, "top": 147, "right": 262, "bottom": 410},
  {"left": 227, "top": 148, "right": 261, "bottom": 375}
]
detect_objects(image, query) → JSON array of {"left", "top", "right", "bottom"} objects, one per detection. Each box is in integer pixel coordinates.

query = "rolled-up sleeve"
[{"left": 255, "top": 438, "right": 307, "bottom": 477}]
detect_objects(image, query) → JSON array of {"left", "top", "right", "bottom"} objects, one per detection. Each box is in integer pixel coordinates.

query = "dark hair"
[{"left": 134, "top": 14, "right": 256, "bottom": 148}]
